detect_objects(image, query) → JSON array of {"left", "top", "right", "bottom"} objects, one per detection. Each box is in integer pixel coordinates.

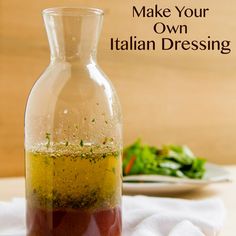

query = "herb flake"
[
  {"left": 45, "top": 132, "right": 51, "bottom": 148},
  {"left": 80, "top": 139, "right": 84, "bottom": 147}
]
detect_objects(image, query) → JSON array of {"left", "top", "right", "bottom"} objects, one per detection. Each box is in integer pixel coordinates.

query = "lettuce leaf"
[{"left": 123, "top": 140, "right": 206, "bottom": 179}]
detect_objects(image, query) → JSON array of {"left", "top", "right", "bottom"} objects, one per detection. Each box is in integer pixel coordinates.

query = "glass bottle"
[{"left": 25, "top": 7, "right": 122, "bottom": 236}]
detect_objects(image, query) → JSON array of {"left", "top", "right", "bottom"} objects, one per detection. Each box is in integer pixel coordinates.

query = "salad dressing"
[{"left": 26, "top": 144, "right": 122, "bottom": 235}]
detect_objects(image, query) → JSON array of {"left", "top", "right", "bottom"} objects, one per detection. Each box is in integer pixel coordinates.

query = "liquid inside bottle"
[{"left": 26, "top": 143, "right": 122, "bottom": 235}]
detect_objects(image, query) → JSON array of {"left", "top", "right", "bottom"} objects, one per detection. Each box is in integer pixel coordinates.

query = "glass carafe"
[{"left": 25, "top": 7, "right": 122, "bottom": 236}]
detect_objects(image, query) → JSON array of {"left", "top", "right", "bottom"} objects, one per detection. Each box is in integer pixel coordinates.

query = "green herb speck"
[
  {"left": 44, "top": 156, "right": 50, "bottom": 165},
  {"left": 80, "top": 139, "right": 84, "bottom": 147},
  {"left": 45, "top": 132, "right": 51, "bottom": 148}
]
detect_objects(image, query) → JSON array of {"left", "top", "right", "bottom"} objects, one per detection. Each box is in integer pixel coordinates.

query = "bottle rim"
[{"left": 43, "top": 7, "right": 104, "bottom": 17}]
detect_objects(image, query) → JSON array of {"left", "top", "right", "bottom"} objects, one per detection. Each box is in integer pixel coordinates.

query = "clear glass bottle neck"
[{"left": 43, "top": 8, "right": 103, "bottom": 64}]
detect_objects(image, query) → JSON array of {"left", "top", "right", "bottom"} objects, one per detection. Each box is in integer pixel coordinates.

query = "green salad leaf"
[{"left": 123, "top": 139, "right": 206, "bottom": 179}]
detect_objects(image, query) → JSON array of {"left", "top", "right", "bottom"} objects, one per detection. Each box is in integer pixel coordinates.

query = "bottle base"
[{"left": 27, "top": 205, "right": 122, "bottom": 236}]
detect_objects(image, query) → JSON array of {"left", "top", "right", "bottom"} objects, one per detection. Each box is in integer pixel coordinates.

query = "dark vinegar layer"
[{"left": 27, "top": 205, "right": 121, "bottom": 236}]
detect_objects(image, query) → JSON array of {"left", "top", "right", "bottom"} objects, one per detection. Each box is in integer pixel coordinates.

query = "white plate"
[{"left": 122, "top": 163, "right": 230, "bottom": 196}]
